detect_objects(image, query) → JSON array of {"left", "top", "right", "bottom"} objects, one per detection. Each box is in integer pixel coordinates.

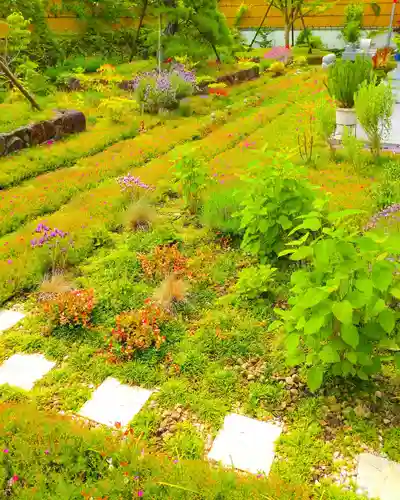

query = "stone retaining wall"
[{"left": 0, "top": 110, "right": 86, "bottom": 157}]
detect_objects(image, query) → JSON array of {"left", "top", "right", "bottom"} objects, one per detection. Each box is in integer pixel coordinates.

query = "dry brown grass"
[
  {"left": 38, "top": 273, "right": 75, "bottom": 301},
  {"left": 153, "top": 273, "right": 188, "bottom": 311},
  {"left": 125, "top": 200, "right": 156, "bottom": 232}
]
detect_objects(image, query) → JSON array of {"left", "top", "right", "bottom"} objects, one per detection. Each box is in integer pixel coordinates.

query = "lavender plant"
[
  {"left": 117, "top": 173, "right": 153, "bottom": 201},
  {"left": 131, "top": 64, "right": 197, "bottom": 114},
  {"left": 31, "top": 223, "right": 73, "bottom": 273}
]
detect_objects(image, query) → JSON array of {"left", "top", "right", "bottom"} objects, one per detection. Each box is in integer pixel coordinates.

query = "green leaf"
[
  {"left": 328, "top": 209, "right": 364, "bottom": 222},
  {"left": 372, "top": 262, "right": 393, "bottom": 292},
  {"left": 390, "top": 288, "right": 400, "bottom": 299},
  {"left": 341, "top": 324, "right": 359, "bottom": 349},
  {"left": 357, "top": 370, "right": 369, "bottom": 381},
  {"left": 332, "top": 300, "right": 353, "bottom": 324},
  {"left": 304, "top": 315, "right": 325, "bottom": 335},
  {"left": 346, "top": 351, "right": 358, "bottom": 364},
  {"left": 300, "top": 288, "right": 329, "bottom": 309},
  {"left": 307, "top": 366, "right": 324, "bottom": 392},
  {"left": 319, "top": 345, "right": 340, "bottom": 364},
  {"left": 286, "top": 232, "right": 310, "bottom": 247},
  {"left": 278, "top": 248, "right": 296, "bottom": 257},
  {"left": 347, "top": 290, "right": 368, "bottom": 309},
  {"left": 290, "top": 246, "right": 313, "bottom": 261},
  {"left": 395, "top": 353, "right": 400, "bottom": 370},
  {"left": 302, "top": 218, "right": 321, "bottom": 231},
  {"left": 355, "top": 279, "right": 373, "bottom": 298},
  {"left": 370, "top": 298, "right": 386, "bottom": 317},
  {"left": 286, "top": 333, "right": 300, "bottom": 351},
  {"left": 379, "top": 308, "right": 395, "bottom": 334},
  {"left": 278, "top": 215, "right": 292, "bottom": 229}
]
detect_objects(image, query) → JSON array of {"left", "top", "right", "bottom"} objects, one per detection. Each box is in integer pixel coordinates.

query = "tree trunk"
[
  {"left": 129, "top": 0, "right": 148, "bottom": 61},
  {"left": 0, "top": 58, "right": 41, "bottom": 110},
  {"left": 284, "top": 22, "right": 290, "bottom": 47}
]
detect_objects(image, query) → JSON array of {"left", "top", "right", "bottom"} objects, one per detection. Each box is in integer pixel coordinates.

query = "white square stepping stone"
[
  {"left": 0, "top": 353, "right": 56, "bottom": 390},
  {"left": 78, "top": 377, "right": 153, "bottom": 428},
  {"left": 356, "top": 453, "right": 400, "bottom": 500},
  {"left": 208, "top": 413, "right": 282, "bottom": 475},
  {"left": 0, "top": 310, "right": 25, "bottom": 333}
]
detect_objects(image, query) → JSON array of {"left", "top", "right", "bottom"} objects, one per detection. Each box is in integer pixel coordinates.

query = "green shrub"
[
  {"left": 234, "top": 264, "right": 277, "bottom": 300},
  {"left": 370, "top": 160, "right": 400, "bottom": 209},
  {"left": 342, "top": 127, "right": 365, "bottom": 170},
  {"left": 236, "top": 154, "right": 319, "bottom": 260},
  {"left": 355, "top": 79, "right": 394, "bottom": 160},
  {"left": 277, "top": 221, "right": 400, "bottom": 392},
  {"left": 173, "top": 153, "right": 210, "bottom": 214},
  {"left": 315, "top": 97, "right": 336, "bottom": 157},
  {"left": 326, "top": 57, "right": 373, "bottom": 108},
  {"left": 201, "top": 187, "right": 242, "bottom": 235}
]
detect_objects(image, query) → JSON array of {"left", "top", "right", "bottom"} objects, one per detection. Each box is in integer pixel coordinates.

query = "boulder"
[
  {"left": 322, "top": 53, "right": 336, "bottom": 69},
  {"left": 29, "top": 122, "right": 47, "bottom": 146}
]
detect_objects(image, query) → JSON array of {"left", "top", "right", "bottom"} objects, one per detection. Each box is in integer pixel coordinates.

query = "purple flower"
[{"left": 3, "top": 449, "right": 9, "bottom": 454}]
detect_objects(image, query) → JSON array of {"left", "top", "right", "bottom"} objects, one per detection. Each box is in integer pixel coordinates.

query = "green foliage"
[
  {"left": 163, "top": 423, "right": 205, "bottom": 459},
  {"left": 99, "top": 97, "right": 139, "bottom": 124},
  {"left": 296, "top": 29, "right": 324, "bottom": 50},
  {"left": 370, "top": 160, "right": 400, "bottom": 209},
  {"left": 236, "top": 154, "right": 319, "bottom": 260},
  {"left": 256, "top": 27, "right": 274, "bottom": 49},
  {"left": 234, "top": 264, "right": 277, "bottom": 300},
  {"left": 278, "top": 221, "right": 400, "bottom": 391},
  {"left": 342, "top": 2, "right": 364, "bottom": 44},
  {"left": 201, "top": 187, "right": 242, "bottom": 235},
  {"left": 342, "top": 127, "right": 365, "bottom": 171},
  {"left": 355, "top": 79, "right": 394, "bottom": 160},
  {"left": 326, "top": 57, "right": 373, "bottom": 108},
  {"left": 315, "top": 97, "right": 336, "bottom": 156},
  {"left": 173, "top": 153, "right": 210, "bottom": 214}
]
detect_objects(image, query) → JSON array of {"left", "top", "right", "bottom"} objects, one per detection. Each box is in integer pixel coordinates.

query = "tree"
[{"left": 269, "top": 0, "right": 333, "bottom": 47}]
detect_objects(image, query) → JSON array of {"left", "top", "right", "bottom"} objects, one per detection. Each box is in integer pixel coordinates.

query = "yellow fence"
[{"left": 0, "top": 0, "right": 397, "bottom": 36}]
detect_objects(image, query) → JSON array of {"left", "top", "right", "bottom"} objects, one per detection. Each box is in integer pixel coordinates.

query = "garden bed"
[{"left": 0, "top": 110, "right": 86, "bottom": 157}]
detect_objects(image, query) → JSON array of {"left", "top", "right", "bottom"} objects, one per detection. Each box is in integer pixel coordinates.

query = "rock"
[
  {"left": 13, "top": 126, "right": 31, "bottom": 145},
  {"left": 375, "top": 391, "right": 383, "bottom": 398},
  {"left": 285, "top": 376, "right": 294, "bottom": 386},
  {"left": 290, "top": 388, "right": 298, "bottom": 396},
  {"left": 383, "top": 418, "right": 391, "bottom": 425},
  {"left": 42, "top": 120, "right": 56, "bottom": 141},
  {"left": 0, "top": 134, "right": 6, "bottom": 156},
  {"left": 6, "top": 135, "right": 25, "bottom": 154},
  {"left": 322, "top": 53, "right": 336, "bottom": 69},
  {"left": 29, "top": 122, "right": 47, "bottom": 145}
]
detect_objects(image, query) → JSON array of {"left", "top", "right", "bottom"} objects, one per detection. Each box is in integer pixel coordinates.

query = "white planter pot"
[
  {"left": 335, "top": 108, "right": 357, "bottom": 139},
  {"left": 360, "top": 38, "right": 372, "bottom": 51}
]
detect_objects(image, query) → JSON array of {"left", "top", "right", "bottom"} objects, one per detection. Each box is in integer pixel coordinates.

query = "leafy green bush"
[
  {"left": 236, "top": 155, "right": 319, "bottom": 260},
  {"left": 342, "top": 127, "right": 365, "bottom": 170},
  {"left": 201, "top": 187, "right": 242, "bottom": 235},
  {"left": 277, "top": 221, "right": 400, "bottom": 391},
  {"left": 234, "top": 264, "right": 277, "bottom": 300},
  {"left": 173, "top": 153, "right": 210, "bottom": 214},
  {"left": 326, "top": 57, "right": 373, "bottom": 108},
  {"left": 315, "top": 97, "right": 336, "bottom": 157},
  {"left": 355, "top": 79, "right": 394, "bottom": 160},
  {"left": 370, "top": 160, "right": 400, "bottom": 209}
]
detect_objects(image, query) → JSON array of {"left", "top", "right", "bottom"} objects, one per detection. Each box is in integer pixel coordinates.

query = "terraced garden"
[{"left": 0, "top": 63, "right": 399, "bottom": 500}]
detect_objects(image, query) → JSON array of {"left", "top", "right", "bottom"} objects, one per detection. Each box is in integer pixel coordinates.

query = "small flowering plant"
[
  {"left": 117, "top": 173, "right": 154, "bottom": 201},
  {"left": 131, "top": 64, "right": 197, "bottom": 114},
  {"left": 106, "top": 299, "right": 169, "bottom": 362},
  {"left": 42, "top": 289, "right": 95, "bottom": 331},
  {"left": 31, "top": 223, "right": 73, "bottom": 273}
]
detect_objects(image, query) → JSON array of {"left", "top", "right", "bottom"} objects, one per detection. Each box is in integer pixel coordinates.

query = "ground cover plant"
[{"left": 0, "top": 54, "right": 399, "bottom": 500}]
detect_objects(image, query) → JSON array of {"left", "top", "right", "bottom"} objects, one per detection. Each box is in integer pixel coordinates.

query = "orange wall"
[
  {"left": 223, "top": 0, "right": 397, "bottom": 29},
  {"left": 0, "top": 1, "right": 397, "bottom": 35}
]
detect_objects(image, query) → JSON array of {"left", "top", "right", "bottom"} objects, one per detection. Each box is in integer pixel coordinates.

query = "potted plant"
[
  {"left": 342, "top": 3, "right": 364, "bottom": 48},
  {"left": 326, "top": 57, "right": 373, "bottom": 138}
]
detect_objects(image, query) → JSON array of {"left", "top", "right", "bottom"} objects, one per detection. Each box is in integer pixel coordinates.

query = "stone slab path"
[
  {"left": 78, "top": 377, "right": 154, "bottom": 428},
  {"left": 207, "top": 413, "right": 282, "bottom": 475},
  {"left": 0, "top": 353, "right": 55, "bottom": 390},
  {"left": 2, "top": 350, "right": 400, "bottom": 491},
  {"left": 0, "top": 310, "right": 25, "bottom": 333},
  {"left": 356, "top": 453, "right": 400, "bottom": 500}
]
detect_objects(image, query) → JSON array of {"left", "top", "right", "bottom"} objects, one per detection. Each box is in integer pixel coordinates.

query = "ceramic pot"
[{"left": 335, "top": 108, "right": 357, "bottom": 138}]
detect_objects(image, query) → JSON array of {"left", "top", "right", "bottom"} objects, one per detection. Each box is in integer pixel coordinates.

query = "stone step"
[
  {"left": 0, "top": 310, "right": 25, "bottom": 333},
  {"left": 356, "top": 453, "right": 400, "bottom": 500}
]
